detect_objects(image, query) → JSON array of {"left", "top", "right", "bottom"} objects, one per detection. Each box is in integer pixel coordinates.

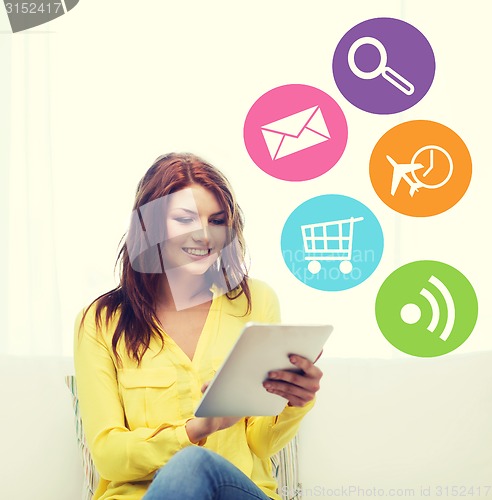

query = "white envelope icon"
[{"left": 261, "top": 105, "right": 331, "bottom": 160}]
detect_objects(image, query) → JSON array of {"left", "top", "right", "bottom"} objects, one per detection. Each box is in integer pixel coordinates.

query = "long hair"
[{"left": 80, "top": 153, "right": 251, "bottom": 366}]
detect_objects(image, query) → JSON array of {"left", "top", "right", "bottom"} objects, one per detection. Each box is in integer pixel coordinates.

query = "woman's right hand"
[{"left": 185, "top": 382, "right": 242, "bottom": 444}]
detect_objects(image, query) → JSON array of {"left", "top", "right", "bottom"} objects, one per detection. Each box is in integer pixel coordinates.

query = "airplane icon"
[{"left": 386, "top": 155, "right": 425, "bottom": 197}]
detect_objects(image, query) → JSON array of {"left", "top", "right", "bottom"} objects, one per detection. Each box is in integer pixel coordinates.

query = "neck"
[{"left": 157, "top": 271, "right": 213, "bottom": 311}]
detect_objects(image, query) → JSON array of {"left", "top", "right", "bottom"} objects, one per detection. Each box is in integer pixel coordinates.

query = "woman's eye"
[
  {"left": 174, "top": 217, "right": 194, "bottom": 224},
  {"left": 210, "top": 219, "right": 226, "bottom": 225}
]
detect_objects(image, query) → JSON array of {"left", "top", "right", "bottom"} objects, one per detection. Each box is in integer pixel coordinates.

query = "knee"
[
  {"left": 147, "top": 447, "right": 218, "bottom": 499},
  {"left": 175, "top": 445, "right": 215, "bottom": 463},
  {"left": 156, "top": 446, "right": 217, "bottom": 476},
  {"left": 153, "top": 446, "right": 224, "bottom": 492}
]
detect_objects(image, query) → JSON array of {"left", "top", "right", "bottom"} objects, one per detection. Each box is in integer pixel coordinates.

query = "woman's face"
[{"left": 161, "top": 184, "right": 228, "bottom": 275}]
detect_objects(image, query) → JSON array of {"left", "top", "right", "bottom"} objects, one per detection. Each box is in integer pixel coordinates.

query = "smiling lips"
[{"left": 183, "top": 247, "right": 212, "bottom": 258}]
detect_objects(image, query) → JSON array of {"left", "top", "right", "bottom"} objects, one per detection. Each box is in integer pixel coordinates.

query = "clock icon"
[
  {"left": 411, "top": 145, "right": 453, "bottom": 190},
  {"left": 370, "top": 119, "right": 472, "bottom": 217}
]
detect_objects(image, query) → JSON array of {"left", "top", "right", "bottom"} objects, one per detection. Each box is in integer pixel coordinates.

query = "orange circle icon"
[{"left": 369, "top": 120, "right": 472, "bottom": 216}]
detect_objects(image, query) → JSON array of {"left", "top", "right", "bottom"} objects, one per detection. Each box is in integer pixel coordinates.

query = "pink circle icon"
[{"left": 244, "top": 84, "right": 348, "bottom": 181}]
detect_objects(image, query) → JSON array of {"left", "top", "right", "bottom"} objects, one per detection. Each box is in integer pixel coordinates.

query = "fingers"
[
  {"left": 267, "top": 367, "right": 321, "bottom": 393},
  {"left": 262, "top": 354, "right": 324, "bottom": 407},
  {"left": 264, "top": 382, "right": 312, "bottom": 407},
  {"left": 289, "top": 354, "right": 323, "bottom": 379},
  {"left": 201, "top": 382, "right": 210, "bottom": 393},
  {"left": 263, "top": 374, "right": 320, "bottom": 397},
  {"left": 263, "top": 379, "right": 314, "bottom": 406},
  {"left": 270, "top": 355, "right": 323, "bottom": 387}
]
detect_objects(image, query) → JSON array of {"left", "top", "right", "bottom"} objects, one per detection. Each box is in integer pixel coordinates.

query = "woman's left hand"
[{"left": 262, "top": 354, "right": 323, "bottom": 408}]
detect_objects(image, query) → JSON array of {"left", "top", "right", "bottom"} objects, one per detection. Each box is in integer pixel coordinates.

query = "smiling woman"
[
  {"left": 73, "top": 152, "right": 323, "bottom": 500},
  {"left": 161, "top": 185, "right": 228, "bottom": 275}
]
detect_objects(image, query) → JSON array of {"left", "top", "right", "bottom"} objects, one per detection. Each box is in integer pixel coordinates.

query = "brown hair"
[{"left": 80, "top": 153, "right": 251, "bottom": 366}]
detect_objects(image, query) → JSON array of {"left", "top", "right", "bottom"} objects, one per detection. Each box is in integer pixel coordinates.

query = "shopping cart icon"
[{"left": 301, "top": 216, "right": 364, "bottom": 274}]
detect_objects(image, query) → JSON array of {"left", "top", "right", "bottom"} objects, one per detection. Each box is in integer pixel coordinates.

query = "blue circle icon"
[{"left": 281, "top": 195, "right": 384, "bottom": 291}]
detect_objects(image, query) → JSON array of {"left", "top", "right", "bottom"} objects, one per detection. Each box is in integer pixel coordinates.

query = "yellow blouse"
[{"left": 74, "top": 278, "right": 314, "bottom": 500}]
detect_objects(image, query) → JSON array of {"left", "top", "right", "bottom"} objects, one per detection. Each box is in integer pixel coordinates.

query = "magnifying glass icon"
[{"left": 347, "top": 37, "right": 415, "bottom": 96}]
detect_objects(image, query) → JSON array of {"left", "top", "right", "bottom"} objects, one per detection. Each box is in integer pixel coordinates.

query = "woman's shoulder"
[
  {"left": 246, "top": 277, "right": 278, "bottom": 299},
  {"left": 245, "top": 277, "right": 281, "bottom": 323},
  {"left": 74, "top": 297, "right": 121, "bottom": 339}
]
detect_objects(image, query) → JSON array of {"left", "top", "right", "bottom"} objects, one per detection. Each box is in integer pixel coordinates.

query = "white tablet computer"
[{"left": 194, "top": 323, "right": 333, "bottom": 417}]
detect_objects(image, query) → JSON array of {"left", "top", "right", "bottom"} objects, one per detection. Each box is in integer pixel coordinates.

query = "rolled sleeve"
[{"left": 246, "top": 399, "right": 315, "bottom": 459}]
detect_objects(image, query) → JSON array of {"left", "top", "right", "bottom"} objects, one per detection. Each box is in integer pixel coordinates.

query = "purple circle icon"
[{"left": 333, "top": 18, "right": 435, "bottom": 114}]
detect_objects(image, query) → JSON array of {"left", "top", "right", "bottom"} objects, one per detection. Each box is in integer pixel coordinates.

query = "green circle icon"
[{"left": 375, "top": 261, "right": 478, "bottom": 357}]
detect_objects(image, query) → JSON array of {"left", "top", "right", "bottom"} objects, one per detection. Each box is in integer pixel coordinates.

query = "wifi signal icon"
[
  {"left": 400, "top": 275, "right": 455, "bottom": 341},
  {"left": 375, "top": 260, "right": 478, "bottom": 357}
]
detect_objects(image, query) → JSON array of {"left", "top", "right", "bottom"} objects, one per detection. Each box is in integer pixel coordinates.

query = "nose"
[{"left": 191, "top": 224, "right": 211, "bottom": 245}]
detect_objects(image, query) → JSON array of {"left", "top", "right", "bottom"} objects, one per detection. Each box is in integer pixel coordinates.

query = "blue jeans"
[{"left": 143, "top": 447, "right": 272, "bottom": 500}]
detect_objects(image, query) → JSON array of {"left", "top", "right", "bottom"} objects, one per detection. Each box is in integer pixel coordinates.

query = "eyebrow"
[{"left": 173, "top": 208, "right": 226, "bottom": 217}]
